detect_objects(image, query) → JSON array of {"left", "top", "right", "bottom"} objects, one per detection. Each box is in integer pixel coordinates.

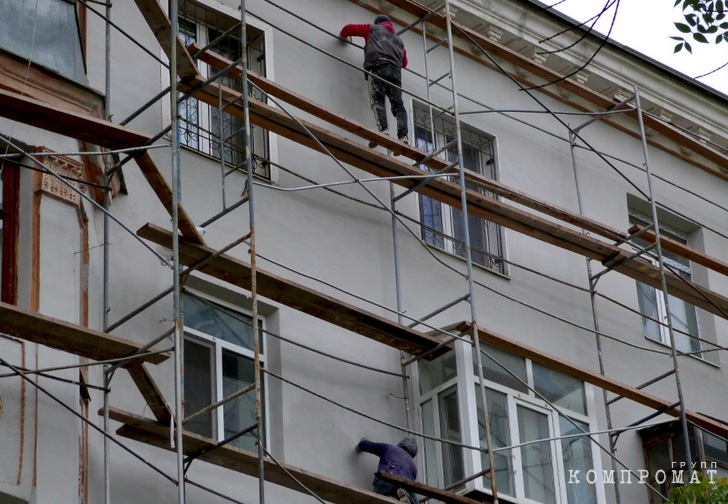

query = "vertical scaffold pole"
[
  {"left": 421, "top": 20, "right": 437, "bottom": 152},
  {"left": 443, "top": 1, "right": 498, "bottom": 500},
  {"left": 634, "top": 87, "right": 693, "bottom": 477},
  {"left": 568, "top": 129, "right": 621, "bottom": 504},
  {"left": 389, "top": 183, "right": 412, "bottom": 432},
  {"left": 102, "top": 2, "right": 112, "bottom": 502},
  {"left": 239, "top": 2, "right": 265, "bottom": 502},
  {"left": 169, "top": 2, "right": 186, "bottom": 503}
]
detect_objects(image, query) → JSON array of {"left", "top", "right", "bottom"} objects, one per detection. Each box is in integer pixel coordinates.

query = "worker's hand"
[
  {"left": 356, "top": 437, "right": 368, "bottom": 452},
  {"left": 340, "top": 35, "right": 350, "bottom": 43}
]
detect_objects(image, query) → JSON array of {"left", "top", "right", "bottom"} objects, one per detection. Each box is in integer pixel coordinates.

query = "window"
[
  {"left": 178, "top": 0, "right": 269, "bottom": 179},
  {"left": 0, "top": 0, "right": 85, "bottom": 82},
  {"left": 418, "top": 343, "right": 599, "bottom": 503},
  {"left": 630, "top": 213, "right": 701, "bottom": 355},
  {"left": 639, "top": 421, "right": 702, "bottom": 504},
  {"left": 413, "top": 106, "right": 505, "bottom": 274},
  {"left": 0, "top": 162, "right": 20, "bottom": 304},
  {"left": 182, "top": 292, "right": 264, "bottom": 452}
]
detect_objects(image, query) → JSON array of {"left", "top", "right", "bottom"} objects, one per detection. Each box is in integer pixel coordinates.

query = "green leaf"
[
  {"left": 686, "top": 41, "right": 693, "bottom": 52},
  {"left": 687, "top": 13, "right": 698, "bottom": 25},
  {"left": 717, "top": 33, "right": 724, "bottom": 42},
  {"left": 675, "top": 0, "right": 682, "bottom": 6},
  {"left": 675, "top": 42, "right": 685, "bottom": 52},
  {"left": 694, "top": 32, "right": 709, "bottom": 42},
  {"left": 707, "top": 25, "right": 719, "bottom": 32},
  {"left": 676, "top": 22, "right": 693, "bottom": 32},
  {"left": 720, "top": 22, "right": 728, "bottom": 27}
]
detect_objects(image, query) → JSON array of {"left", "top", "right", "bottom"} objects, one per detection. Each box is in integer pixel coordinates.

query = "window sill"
[
  {"left": 643, "top": 335, "right": 720, "bottom": 369},
  {"left": 179, "top": 143, "right": 275, "bottom": 185},
  {"left": 424, "top": 242, "right": 510, "bottom": 281}
]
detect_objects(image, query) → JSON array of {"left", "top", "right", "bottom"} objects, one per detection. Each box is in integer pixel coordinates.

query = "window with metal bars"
[
  {"left": 178, "top": 0, "right": 269, "bottom": 179},
  {"left": 413, "top": 105, "right": 505, "bottom": 274}
]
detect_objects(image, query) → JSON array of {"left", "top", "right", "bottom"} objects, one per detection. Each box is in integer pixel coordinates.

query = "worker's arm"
[
  {"left": 357, "top": 438, "right": 385, "bottom": 455},
  {"left": 402, "top": 48, "right": 408, "bottom": 69},
  {"left": 340, "top": 24, "right": 371, "bottom": 40}
]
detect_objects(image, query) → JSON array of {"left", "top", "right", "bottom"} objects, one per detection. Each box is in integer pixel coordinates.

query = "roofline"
[{"left": 521, "top": 0, "right": 728, "bottom": 104}]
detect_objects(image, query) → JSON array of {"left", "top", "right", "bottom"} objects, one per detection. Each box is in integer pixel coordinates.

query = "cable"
[{"left": 264, "top": 368, "right": 490, "bottom": 454}]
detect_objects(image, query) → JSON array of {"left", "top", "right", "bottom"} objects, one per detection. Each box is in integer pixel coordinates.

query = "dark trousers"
[
  {"left": 373, "top": 479, "right": 419, "bottom": 504},
  {"left": 368, "top": 63, "right": 408, "bottom": 140}
]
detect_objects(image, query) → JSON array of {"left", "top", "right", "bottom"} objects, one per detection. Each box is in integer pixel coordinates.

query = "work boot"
[
  {"left": 393, "top": 136, "right": 409, "bottom": 156},
  {"left": 396, "top": 488, "right": 410, "bottom": 503},
  {"left": 369, "top": 130, "right": 389, "bottom": 148}
]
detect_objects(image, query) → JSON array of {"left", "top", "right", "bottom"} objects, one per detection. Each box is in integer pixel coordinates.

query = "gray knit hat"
[{"left": 397, "top": 436, "right": 418, "bottom": 458}]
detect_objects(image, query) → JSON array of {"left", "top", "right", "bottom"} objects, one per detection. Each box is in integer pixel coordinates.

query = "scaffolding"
[{"left": 2, "top": 0, "right": 728, "bottom": 504}]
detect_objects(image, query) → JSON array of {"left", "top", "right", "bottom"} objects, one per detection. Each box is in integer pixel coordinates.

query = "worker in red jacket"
[{"left": 341, "top": 15, "right": 409, "bottom": 147}]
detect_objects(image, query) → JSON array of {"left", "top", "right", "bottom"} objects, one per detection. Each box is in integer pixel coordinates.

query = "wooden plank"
[
  {"left": 0, "top": 87, "right": 150, "bottom": 150},
  {"left": 137, "top": 223, "right": 447, "bottom": 357},
  {"left": 358, "top": 0, "right": 728, "bottom": 178},
  {"left": 179, "top": 77, "right": 728, "bottom": 319},
  {"left": 134, "top": 151, "right": 206, "bottom": 244},
  {"left": 629, "top": 224, "right": 728, "bottom": 278},
  {"left": 133, "top": 0, "right": 200, "bottom": 81},
  {"left": 0, "top": 88, "right": 205, "bottom": 245},
  {"left": 108, "top": 407, "right": 398, "bottom": 504},
  {"left": 191, "top": 44, "right": 627, "bottom": 243},
  {"left": 125, "top": 361, "right": 173, "bottom": 423},
  {"left": 377, "top": 472, "right": 490, "bottom": 504},
  {"left": 0, "top": 301, "right": 168, "bottom": 364},
  {"left": 457, "top": 322, "right": 728, "bottom": 439}
]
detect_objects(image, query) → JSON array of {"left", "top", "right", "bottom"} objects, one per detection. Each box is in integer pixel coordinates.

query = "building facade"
[{"left": 0, "top": 0, "right": 727, "bottom": 504}]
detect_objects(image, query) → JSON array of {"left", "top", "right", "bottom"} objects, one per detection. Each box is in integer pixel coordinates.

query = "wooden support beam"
[
  {"left": 0, "top": 88, "right": 205, "bottom": 245},
  {"left": 191, "top": 44, "right": 627, "bottom": 244},
  {"left": 377, "top": 472, "right": 490, "bottom": 504},
  {"left": 457, "top": 321, "right": 728, "bottom": 439},
  {"left": 134, "top": 151, "right": 205, "bottom": 244},
  {"left": 178, "top": 77, "right": 728, "bottom": 319},
  {"left": 0, "top": 301, "right": 168, "bottom": 364},
  {"left": 352, "top": 0, "right": 728, "bottom": 181},
  {"left": 137, "top": 223, "right": 447, "bottom": 357},
  {"left": 124, "top": 361, "right": 173, "bottom": 423},
  {"left": 107, "top": 407, "right": 398, "bottom": 504},
  {"left": 133, "top": 0, "right": 200, "bottom": 81},
  {"left": 0, "top": 88, "right": 149, "bottom": 150},
  {"left": 629, "top": 224, "right": 728, "bottom": 278}
]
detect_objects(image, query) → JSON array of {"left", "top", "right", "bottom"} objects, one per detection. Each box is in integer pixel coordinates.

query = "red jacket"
[{"left": 340, "top": 21, "right": 408, "bottom": 68}]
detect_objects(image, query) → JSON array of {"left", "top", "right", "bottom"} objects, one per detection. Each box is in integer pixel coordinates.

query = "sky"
[{"left": 550, "top": 0, "right": 728, "bottom": 95}]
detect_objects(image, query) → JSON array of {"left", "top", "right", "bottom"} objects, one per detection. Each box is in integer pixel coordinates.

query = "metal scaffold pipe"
[
  {"left": 169, "top": 1, "right": 186, "bottom": 503},
  {"left": 102, "top": 1, "right": 112, "bottom": 502},
  {"left": 568, "top": 127, "right": 621, "bottom": 504},
  {"left": 239, "top": 1, "right": 265, "bottom": 502},
  {"left": 443, "top": 0, "right": 498, "bottom": 499},
  {"left": 635, "top": 86, "right": 693, "bottom": 478}
]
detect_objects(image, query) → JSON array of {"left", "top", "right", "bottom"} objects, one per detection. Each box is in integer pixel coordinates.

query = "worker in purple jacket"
[{"left": 357, "top": 436, "right": 420, "bottom": 503}]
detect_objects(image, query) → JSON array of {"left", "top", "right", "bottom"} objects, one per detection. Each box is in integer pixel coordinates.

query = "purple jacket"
[{"left": 358, "top": 440, "right": 417, "bottom": 483}]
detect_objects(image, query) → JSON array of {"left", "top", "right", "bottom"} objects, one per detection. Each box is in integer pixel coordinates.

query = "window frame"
[
  {"left": 161, "top": 0, "right": 278, "bottom": 183},
  {"left": 182, "top": 289, "right": 268, "bottom": 449},
  {"left": 415, "top": 338, "right": 605, "bottom": 504},
  {"left": 629, "top": 211, "right": 702, "bottom": 357},
  {"left": 411, "top": 104, "right": 506, "bottom": 275}
]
